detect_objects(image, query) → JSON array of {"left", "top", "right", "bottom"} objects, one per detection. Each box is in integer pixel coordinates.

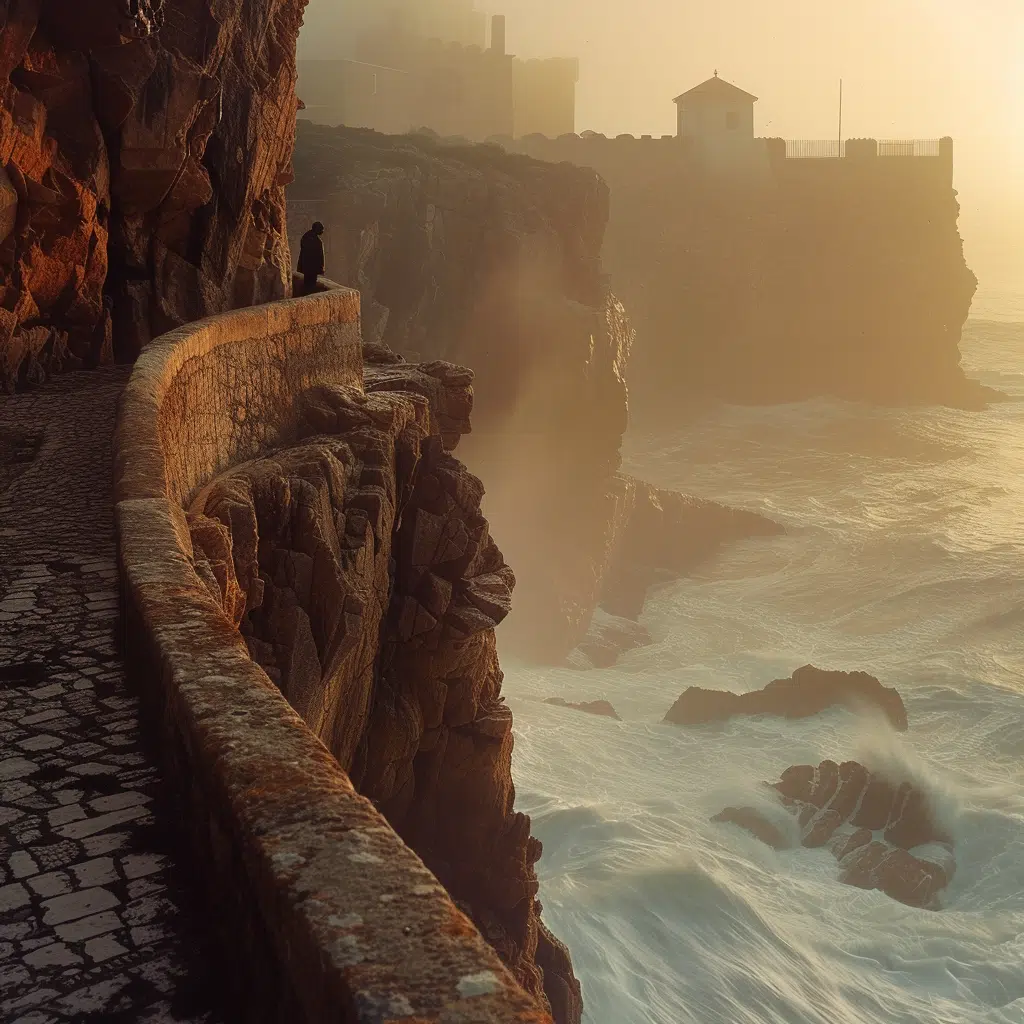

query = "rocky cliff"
[
  {"left": 0, "top": 0, "right": 300, "bottom": 389},
  {"left": 505, "top": 136, "right": 986, "bottom": 412},
  {"left": 289, "top": 124, "right": 780, "bottom": 661},
  {"left": 187, "top": 342, "right": 581, "bottom": 1023}
]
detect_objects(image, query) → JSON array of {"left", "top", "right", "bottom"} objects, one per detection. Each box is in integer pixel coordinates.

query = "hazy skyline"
[{"left": 298, "top": 0, "right": 1023, "bottom": 292}]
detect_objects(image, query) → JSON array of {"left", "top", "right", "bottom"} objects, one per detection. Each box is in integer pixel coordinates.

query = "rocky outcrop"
[
  {"left": 0, "top": 0, "right": 301, "bottom": 388},
  {"left": 544, "top": 697, "right": 620, "bottom": 720},
  {"left": 289, "top": 123, "right": 782, "bottom": 661},
  {"left": 714, "top": 759, "right": 954, "bottom": 909},
  {"left": 186, "top": 343, "right": 580, "bottom": 1023},
  {"left": 665, "top": 665, "right": 908, "bottom": 731},
  {"left": 567, "top": 608, "right": 652, "bottom": 670},
  {"left": 600, "top": 478, "right": 784, "bottom": 622}
]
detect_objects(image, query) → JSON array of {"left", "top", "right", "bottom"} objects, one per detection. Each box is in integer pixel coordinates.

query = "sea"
[{"left": 502, "top": 290, "right": 1024, "bottom": 1024}]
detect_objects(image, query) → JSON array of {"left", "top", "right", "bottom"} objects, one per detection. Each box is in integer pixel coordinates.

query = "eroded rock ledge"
[{"left": 186, "top": 344, "right": 580, "bottom": 1022}]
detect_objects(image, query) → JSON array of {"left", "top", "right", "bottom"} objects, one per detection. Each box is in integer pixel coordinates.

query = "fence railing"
[
  {"left": 785, "top": 139, "right": 845, "bottom": 159},
  {"left": 876, "top": 138, "right": 941, "bottom": 157},
  {"left": 784, "top": 138, "right": 943, "bottom": 159}
]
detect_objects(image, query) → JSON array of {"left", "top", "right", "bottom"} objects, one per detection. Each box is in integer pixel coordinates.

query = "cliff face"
[
  {"left": 187, "top": 344, "right": 581, "bottom": 1023},
  {"left": 288, "top": 125, "right": 783, "bottom": 660},
  {"left": 0, "top": 0, "right": 301, "bottom": 389},
  {"left": 506, "top": 136, "right": 983, "bottom": 412},
  {"left": 289, "top": 123, "right": 637, "bottom": 661}
]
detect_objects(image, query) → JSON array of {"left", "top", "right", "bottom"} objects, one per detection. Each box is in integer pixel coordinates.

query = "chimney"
[{"left": 491, "top": 14, "right": 506, "bottom": 56}]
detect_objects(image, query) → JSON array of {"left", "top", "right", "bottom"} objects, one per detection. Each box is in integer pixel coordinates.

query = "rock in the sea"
[
  {"left": 714, "top": 759, "right": 953, "bottom": 909},
  {"left": 568, "top": 609, "right": 652, "bottom": 669},
  {"left": 711, "top": 806, "right": 792, "bottom": 850},
  {"left": 664, "top": 664, "right": 908, "bottom": 731},
  {"left": 544, "top": 698, "right": 621, "bottom": 720}
]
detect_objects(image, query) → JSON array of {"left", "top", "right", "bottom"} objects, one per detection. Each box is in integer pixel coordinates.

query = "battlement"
[{"left": 491, "top": 132, "right": 955, "bottom": 187}]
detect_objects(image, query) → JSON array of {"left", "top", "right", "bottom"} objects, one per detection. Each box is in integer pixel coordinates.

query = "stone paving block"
[{"left": 0, "top": 370, "right": 220, "bottom": 1022}]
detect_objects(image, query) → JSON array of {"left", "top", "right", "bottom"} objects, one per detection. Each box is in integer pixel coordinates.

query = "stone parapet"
[{"left": 114, "top": 287, "right": 553, "bottom": 1023}]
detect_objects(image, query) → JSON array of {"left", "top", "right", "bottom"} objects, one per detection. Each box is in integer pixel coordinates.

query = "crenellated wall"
[
  {"left": 499, "top": 132, "right": 982, "bottom": 411},
  {"left": 114, "top": 284, "right": 577, "bottom": 1024}
]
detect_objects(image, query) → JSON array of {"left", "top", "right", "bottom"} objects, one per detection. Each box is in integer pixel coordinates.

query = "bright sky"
[{"left": 299, "top": 0, "right": 1024, "bottom": 292}]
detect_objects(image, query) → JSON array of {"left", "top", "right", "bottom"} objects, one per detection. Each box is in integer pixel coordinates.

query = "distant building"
[
  {"left": 296, "top": 8, "right": 578, "bottom": 141},
  {"left": 673, "top": 74, "right": 763, "bottom": 173}
]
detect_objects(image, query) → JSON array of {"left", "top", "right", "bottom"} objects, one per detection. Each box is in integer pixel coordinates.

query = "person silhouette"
[{"left": 297, "top": 221, "right": 326, "bottom": 295}]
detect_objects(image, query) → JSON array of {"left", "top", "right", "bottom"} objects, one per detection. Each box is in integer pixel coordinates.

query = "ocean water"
[{"left": 502, "top": 308, "right": 1024, "bottom": 1024}]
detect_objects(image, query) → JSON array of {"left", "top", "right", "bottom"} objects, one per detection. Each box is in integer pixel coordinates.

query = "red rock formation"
[
  {"left": 715, "top": 759, "right": 953, "bottom": 909},
  {"left": 0, "top": 0, "right": 301, "bottom": 388},
  {"left": 664, "top": 665, "right": 908, "bottom": 731},
  {"left": 187, "top": 346, "right": 581, "bottom": 1023}
]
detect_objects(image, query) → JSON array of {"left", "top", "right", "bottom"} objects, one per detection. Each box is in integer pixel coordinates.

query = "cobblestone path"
[{"left": 0, "top": 370, "right": 224, "bottom": 1023}]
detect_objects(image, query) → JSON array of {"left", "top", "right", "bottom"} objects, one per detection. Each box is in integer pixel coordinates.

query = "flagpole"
[{"left": 838, "top": 78, "right": 843, "bottom": 156}]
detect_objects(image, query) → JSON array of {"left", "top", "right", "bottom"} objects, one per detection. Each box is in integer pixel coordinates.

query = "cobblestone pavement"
[{"left": 0, "top": 370, "right": 224, "bottom": 1023}]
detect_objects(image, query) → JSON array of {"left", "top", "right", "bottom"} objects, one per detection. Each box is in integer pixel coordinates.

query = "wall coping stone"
[{"left": 115, "top": 287, "right": 552, "bottom": 1023}]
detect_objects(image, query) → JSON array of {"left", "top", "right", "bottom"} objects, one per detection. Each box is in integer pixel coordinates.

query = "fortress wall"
[
  {"left": 498, "top": 133, "right": 977, "bottom": 408},
  {"left": 113, "top": 286, "right": 554, "bottom": 1024}
]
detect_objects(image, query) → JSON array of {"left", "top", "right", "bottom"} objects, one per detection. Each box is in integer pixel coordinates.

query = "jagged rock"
[
  {"left": 288, "top": 123, "right": 783, "bottom": 665},
  {"left": 664, "top": 665, "right": 908, "bottom": 730},
  {"left": 544, "top": 698, "right": 620, "bottom": 720},
  {"left": 714, "top": 759, "right": 953, "bottom": 909},
  {"left": 1, "top": 0, "right": 300, "bottom": 386},
  {"left": 187, "top": 352, "right": 578, "bottom": 1023}
]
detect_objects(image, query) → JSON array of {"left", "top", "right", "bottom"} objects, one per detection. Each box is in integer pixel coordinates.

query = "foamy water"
[{"left": 502, "top": 309, "right": 1024, "bottom": 1023}]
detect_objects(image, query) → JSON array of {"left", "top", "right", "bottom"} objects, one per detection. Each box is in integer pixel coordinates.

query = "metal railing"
[
  {"left": 784, "top": 138, "right": 942, "bottom": 159},
  {"left": 876, "top": 138, "right": 941, "bottom": 157},
  {"left": 785, "top": 139, "right": 845, "bottom": 159}
]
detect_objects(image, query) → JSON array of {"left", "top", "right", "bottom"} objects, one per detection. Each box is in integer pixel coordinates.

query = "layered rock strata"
[
  {"left": 186, "top": 343, "right": 581, "bottom": 1023},
  {"left": 289, "top": 124, "right": 782, "bottom": 661},
  {"left": 714, "top": 759, "right": 954, "bottom": 909},
  {"left": 0, "top": 0, "right": 301, "bottom": 388},
  {"left": 665, "top": 665, "right": 908, "bottom": 731}
]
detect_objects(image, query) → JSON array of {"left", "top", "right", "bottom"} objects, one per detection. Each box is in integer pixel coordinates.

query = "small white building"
[{"left": 673, "top": 74, "right": 764, "bottom": 174}]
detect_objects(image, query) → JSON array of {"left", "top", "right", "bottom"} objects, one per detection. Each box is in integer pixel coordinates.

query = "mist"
[{"left": 299, "top": 0, "right": 1023, "bottom": 293}]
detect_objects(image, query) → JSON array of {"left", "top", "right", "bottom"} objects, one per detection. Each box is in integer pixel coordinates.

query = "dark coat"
[{"left": 297, "top": 229, "right": 325, "bottom": 277}]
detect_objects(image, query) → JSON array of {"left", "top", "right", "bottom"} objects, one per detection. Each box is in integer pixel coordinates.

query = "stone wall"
[
  {"left": 114, "top": 285, "right": 565, "bottom": 1023},
  {"left": 501, "top": 133, "right": 983, "bottom": 411}
]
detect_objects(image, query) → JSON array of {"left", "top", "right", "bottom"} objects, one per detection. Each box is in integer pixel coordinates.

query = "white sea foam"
[{"left": 502, "top": 317, "right": 1024, "bottom": 1023}]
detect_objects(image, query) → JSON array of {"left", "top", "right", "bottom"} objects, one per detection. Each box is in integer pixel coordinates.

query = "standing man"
[{"left": 297, "top": 221, "right": 326, "bottom": 295}]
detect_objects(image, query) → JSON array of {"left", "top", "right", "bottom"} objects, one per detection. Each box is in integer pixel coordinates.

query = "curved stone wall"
[{"left": 113, "top": 287, "right": 552, "bottom": 1023}]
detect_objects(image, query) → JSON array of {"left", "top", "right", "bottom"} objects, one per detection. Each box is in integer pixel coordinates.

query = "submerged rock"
[
  {"left": 711, "top": 806, "right": 792, "bottom": 850},
  {"left": 714, "top": 759, "right": 953, "bottom": 909},
  {"left": 568, "top": 609, "right": 652, "bottom": 669},
  {"left": 544, "top": 698, "right": 621, "bottom": 720},
  {"left": 664, "top": 664, "right": 908, "bottom": 731}
]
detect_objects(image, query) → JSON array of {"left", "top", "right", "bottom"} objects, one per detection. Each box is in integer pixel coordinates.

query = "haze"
[{"left": 299, "top": 0, "right": 1023, "bottom": 294}]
